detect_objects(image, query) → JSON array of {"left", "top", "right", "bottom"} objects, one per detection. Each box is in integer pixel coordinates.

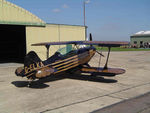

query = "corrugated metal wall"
[
  {"left": 0, "top": 0, "right": 45, "bottom": 26},
  {"left": 26, "top": 24, "right": 86, "bottom": 60}
]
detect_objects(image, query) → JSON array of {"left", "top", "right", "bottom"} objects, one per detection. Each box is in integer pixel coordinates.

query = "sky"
[{"left": 7, "top": 0, "right": 150, "bottom": 41}]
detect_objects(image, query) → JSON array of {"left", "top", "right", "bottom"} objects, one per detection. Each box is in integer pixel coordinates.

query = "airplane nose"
[
  {"left": 35, "top": 67, "right": 55, "bottom": 78},
  {"left": 15, "top": 67, "right": 25, "bottom": 77}
]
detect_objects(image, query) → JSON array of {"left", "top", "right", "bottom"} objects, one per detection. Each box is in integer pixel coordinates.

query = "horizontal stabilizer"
[{"left": 81, "top": 67, "right": 125, "bottom": 76}]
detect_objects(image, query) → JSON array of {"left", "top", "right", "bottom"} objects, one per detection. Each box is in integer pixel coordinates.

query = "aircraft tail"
[
  {"left": 24, "top": 51, "right": 55, "bottom": 79},
  {"left": 15, "top": 51, "right": 42, "bottom": 77},
  {"left": 24, "top": 51, "right": 42, "bottom": 67}
]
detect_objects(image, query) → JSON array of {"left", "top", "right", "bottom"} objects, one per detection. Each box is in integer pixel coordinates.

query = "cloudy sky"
[{"left": 7, "top": 0, "right": 150, "bottom": 41}]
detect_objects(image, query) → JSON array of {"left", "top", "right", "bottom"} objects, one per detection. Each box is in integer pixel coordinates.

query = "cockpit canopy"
[{"left": 56, "top": 44, "right": 87, "bottom": 55}]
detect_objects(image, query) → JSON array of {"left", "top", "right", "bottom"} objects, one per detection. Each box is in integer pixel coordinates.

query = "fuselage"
[
  {"left": 51, "top": 46, "right": 96, "bottom": 74},
  {"left": 28, "top": 46, "right": 96, "bottom": 79}
]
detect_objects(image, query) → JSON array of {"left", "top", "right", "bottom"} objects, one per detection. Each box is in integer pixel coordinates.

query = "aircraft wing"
[
  {"left": 32, "top": 41, "right": 129, "bottom": 47},
  {"left": 31, "top": 41, "right": 83, "bottom": 46},
  {"left": 83, "top": 41, "right": 129, "bottom": 47},
  {"left": 80, "top": 67, "right": 125, "bottom": 76}
]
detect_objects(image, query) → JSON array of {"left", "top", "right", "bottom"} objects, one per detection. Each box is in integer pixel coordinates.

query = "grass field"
[{"left": 96, "top": 47, "right": 150, "bottom": 51}]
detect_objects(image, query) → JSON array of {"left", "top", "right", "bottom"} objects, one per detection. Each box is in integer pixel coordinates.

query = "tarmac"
[
  {"left": 0, "top": 51, "right": 150, "bottom": 113},
  {"left": 93, "top": 92, "right": 150, "bottom": 113}
]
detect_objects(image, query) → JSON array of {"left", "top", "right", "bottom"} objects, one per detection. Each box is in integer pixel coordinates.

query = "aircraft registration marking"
[{"left": 24, "top": 62, "right": 44, "bottom": 74}]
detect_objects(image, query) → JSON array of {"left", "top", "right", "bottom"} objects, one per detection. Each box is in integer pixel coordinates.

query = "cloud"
[
  {"left": 52, "top": 8, "right": 61, "bottom": 13},
  {"left": 52, "top": 4, "right": 69, "bottom": 13},
  {"left": 62, "top": 4, "right": 69, "bottom": 9},
  {"left": 85, "top": 0, "right": 90, "bottom": 4}
]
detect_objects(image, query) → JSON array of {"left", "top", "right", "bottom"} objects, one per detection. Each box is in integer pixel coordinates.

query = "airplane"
[{"left": 15, "top": 34, "right": 128, "bottom": 86}]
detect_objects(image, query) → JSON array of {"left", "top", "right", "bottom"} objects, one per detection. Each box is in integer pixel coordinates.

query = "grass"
[{"left": 96, "top": 47, "right": 150, "bottom": 51}]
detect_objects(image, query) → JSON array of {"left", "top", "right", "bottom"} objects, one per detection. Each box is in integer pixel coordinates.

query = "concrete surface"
[
  {"left": 0, "top": 51, "right": 150, "bottom": 113},
  {"left": 93, "top": 92, "right": 150, "bottom": 113}
]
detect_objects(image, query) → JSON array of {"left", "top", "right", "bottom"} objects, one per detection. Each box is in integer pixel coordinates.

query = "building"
[
  {"left": 130, "top": 31, "right": 150, "bottom": 48},
  {"left": 0, "top": 0, "right": 86, "bottom": 62}
]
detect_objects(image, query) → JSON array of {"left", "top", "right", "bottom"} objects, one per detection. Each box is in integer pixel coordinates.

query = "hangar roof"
[
  {"left": 131, "top": 31, "right": 150, "bottom": 37},
  {"left": 0, "top": 0, "right": 46, "bottom": 26}
]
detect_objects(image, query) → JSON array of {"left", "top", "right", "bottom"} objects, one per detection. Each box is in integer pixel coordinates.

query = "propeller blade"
[{"left": 89, "top": 33, "right": 92, "bottom": 41}]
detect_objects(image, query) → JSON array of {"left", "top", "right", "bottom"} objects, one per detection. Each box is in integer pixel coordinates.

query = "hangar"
[
  {"left": 130, "top": 31, "right": 150, "bottom": 48},
  {"left": 0, "top": 0, "right": 86, "bottom": 62}
]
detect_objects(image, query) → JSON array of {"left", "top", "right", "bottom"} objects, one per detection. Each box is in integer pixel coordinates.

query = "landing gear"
[{"left": 27, "top": 79, "right": 34, "bottom": 87}]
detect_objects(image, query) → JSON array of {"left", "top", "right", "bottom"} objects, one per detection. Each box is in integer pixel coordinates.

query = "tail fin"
[
  {"left": 24, "top": 51, "right": 42, "bottom": 67},
  {"left": 24, "top": 51, "right": 55, "bottom": 79},
  {"left": 15, "top": 51, "right": 41, "bottom": 77}
]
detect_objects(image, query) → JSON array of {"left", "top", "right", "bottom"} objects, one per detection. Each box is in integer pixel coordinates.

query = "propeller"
[
  {"left": 89, "top": 33, "right": 92, "bottom": 41},
  {"left": 89, "top": 33, "right": 104, "bottom": 57}
]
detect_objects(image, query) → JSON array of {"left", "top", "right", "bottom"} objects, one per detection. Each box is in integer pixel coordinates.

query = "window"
[
  {"left": 134, "top": 41, "right": 137, "bottom": 44},
  {"left": 56, "top": 45, "right": 74, "bottom": 55},
  {"left": 140, "top": 41, "right": 143, "bottom": 48},
  {"left": 140, "top": 41, "right": 143, "bottom": 44}
]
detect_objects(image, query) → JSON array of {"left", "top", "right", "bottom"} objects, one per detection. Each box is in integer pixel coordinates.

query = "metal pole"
[
  {"left": 58, "top": 24, "right": 60, "bottom": 49},
  {"left": 85, "top": 26, "right": 87, "bottom": 41},
  {"left": 45, "top": 45, "right": 50, "bottom": 59},
  {"left": 83, "top": 1, "right": 87, "bottom": 40},
  {"left": 83, "top": 1, "right": 85, "bottom": 26},
  {"left": 104, "top": 47, "right": 111, "bottom": 69}
]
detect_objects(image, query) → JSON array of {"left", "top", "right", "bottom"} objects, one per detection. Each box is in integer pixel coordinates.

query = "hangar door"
[{"left": 0, "top": 25, "right": 26, "bottom": 63}]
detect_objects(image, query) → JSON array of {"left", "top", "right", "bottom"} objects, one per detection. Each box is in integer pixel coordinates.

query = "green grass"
[{"left": 96, "top": 47, "right": 150, "bottom": 51}]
